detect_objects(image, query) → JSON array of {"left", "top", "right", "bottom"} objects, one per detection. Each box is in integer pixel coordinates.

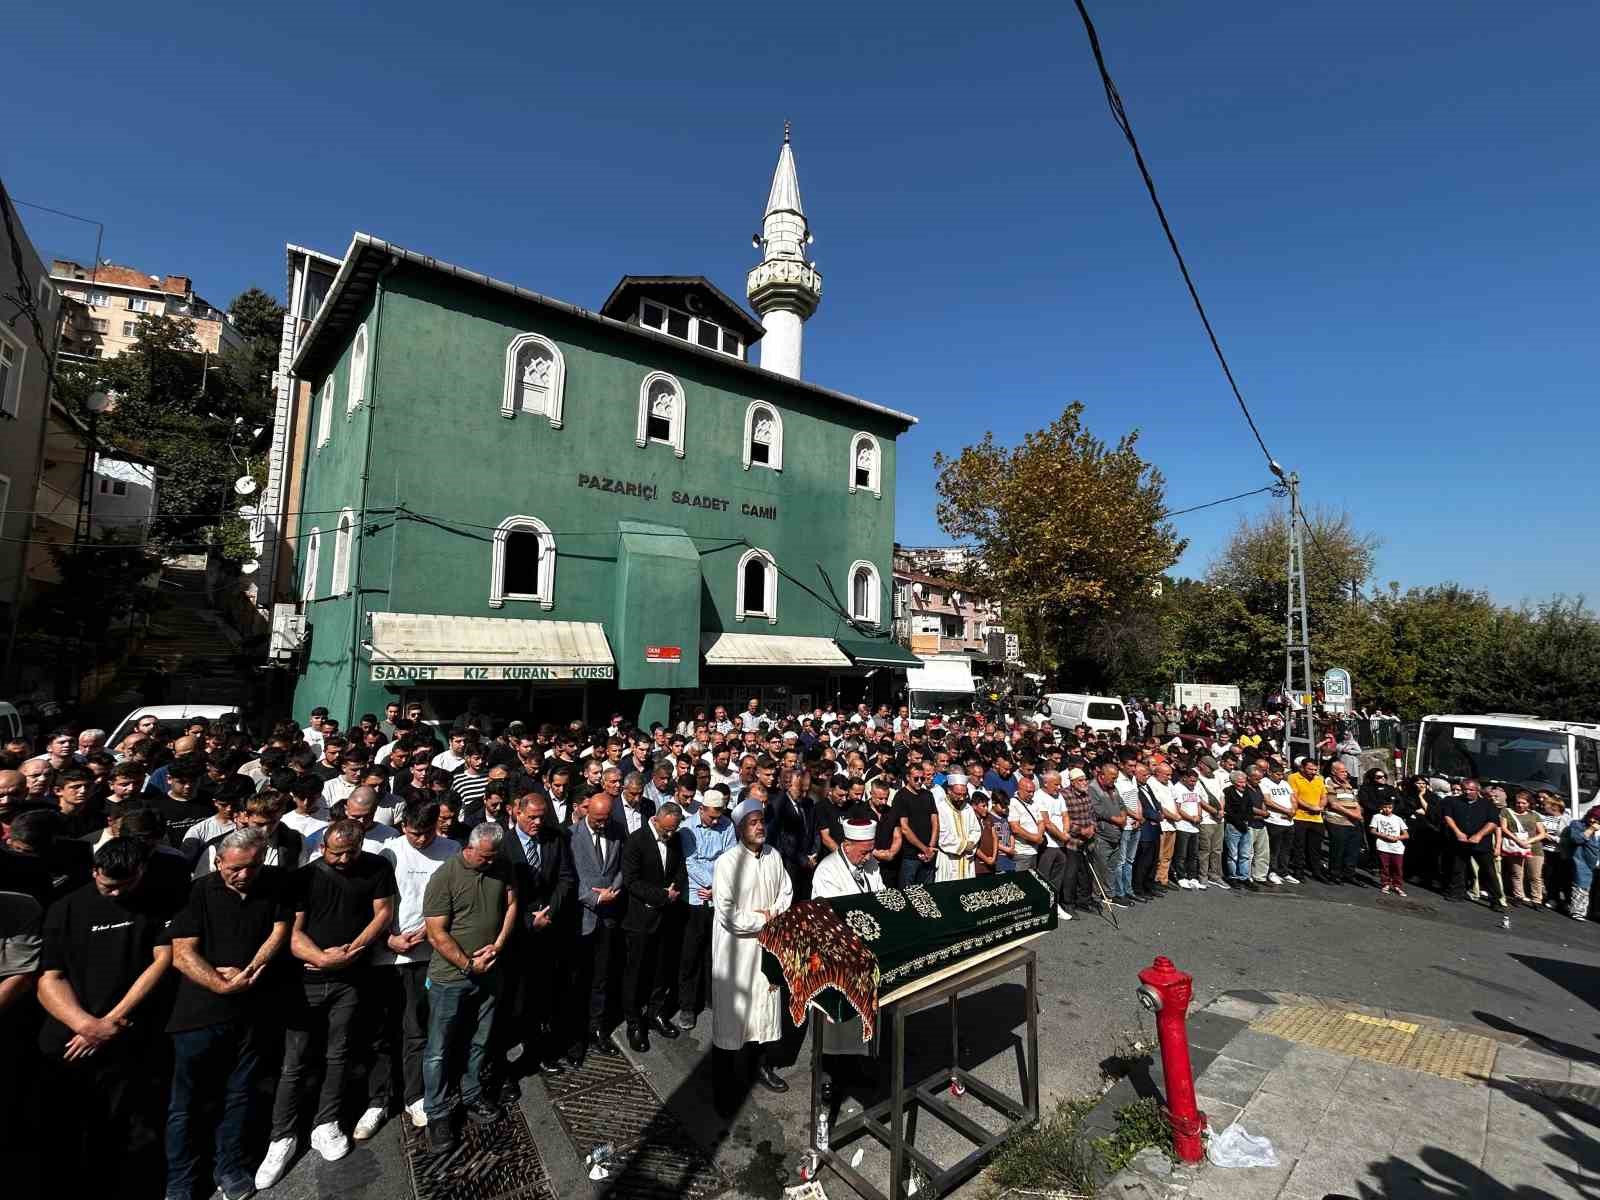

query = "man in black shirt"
[
  {"left": 893, "top": 763, "right": 940, "bottom": 887},
  {"left": 1442, "top": 779, "right": 1507, "bottom": 910},
  {"left": 257, "top": 820, "right": 396, "bottom": 1187},
  {"left": 155, "top": 757, "right": 212, "bottom": 848},
  {"left": 166, "top": 827, "right": 290, "bottom": 1200},
  {"left": 36, "top": 838, "right": 179, "bottom": 1196}
]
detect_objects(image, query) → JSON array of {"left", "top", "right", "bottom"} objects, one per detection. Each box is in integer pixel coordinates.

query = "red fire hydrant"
[{"left": 1136, "top": 956, "right": 1206, "bottom": 1164}]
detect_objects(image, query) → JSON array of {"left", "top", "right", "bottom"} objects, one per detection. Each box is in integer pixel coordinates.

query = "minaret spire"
[{"left": 747, "top": 126, "right": 822, "bottom": 380}]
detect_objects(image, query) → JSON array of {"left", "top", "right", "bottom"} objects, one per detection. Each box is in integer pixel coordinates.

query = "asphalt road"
[{"left": 264, "top": 875, "right": 1600, "bottom": 1200}]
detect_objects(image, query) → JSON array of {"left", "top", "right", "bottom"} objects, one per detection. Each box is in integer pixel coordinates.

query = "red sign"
[{"left": 644, "top": 645, "right": 681, "bottom": 663}]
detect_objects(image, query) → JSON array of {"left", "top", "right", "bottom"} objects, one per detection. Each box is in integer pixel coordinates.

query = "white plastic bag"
[{"left": 1206, "top": 1122, "right": 1279, "bottom": 1168}]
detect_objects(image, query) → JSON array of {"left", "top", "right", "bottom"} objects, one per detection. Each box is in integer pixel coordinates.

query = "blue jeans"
[
  {"left": 1573, "top": 839, "right": 1600, "bottom": 893},
  {"left": 1224, "top": 826, "right": 1254, "bottom": 881},
  {"left": 1117, "top": 825, "right": 1139, "bottom": 896},
  {"left": 899, "top": 857, "right": 936, "bottom": 887},
  {"left": 166, "top": 1021, "right": 261, "bottom": 1195},
  {"left": 1102, "top": 833, "right": 1127, "bottom": 897},
  {"left": 423, "top": 972, "right": 502, "bottom": 1121}
]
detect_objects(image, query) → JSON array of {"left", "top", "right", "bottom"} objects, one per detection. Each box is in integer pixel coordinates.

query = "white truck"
[
  {"left": 905, "top": 658, "right": 977, "bottom": 726},
  {"left": 1171, "top": 683, "right": 1241, "bottom": 712}
]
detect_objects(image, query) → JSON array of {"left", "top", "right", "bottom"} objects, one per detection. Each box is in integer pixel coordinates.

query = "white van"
[{"left": 1044, "top": 693, "right": 1128, "bottom": 741}]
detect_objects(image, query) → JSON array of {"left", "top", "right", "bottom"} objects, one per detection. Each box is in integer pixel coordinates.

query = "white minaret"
[{"left": 747, "top": 123, "right": 822, "bottom": 380}]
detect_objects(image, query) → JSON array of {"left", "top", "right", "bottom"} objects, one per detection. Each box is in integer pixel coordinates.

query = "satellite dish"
[
  {"left": 238, "top": 505, "right": 257, "bottom": 520},
  {"left": 240, "top": 560, "right": 259, "bottom": 575},
  {"left": 233, "top": 476, "right": 258, "bottom": 496}
]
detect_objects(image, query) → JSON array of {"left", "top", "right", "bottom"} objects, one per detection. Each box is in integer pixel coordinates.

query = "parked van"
[
  {"left": 1044, "top": 693, "right": 1128, "bottom": 741},
  {"left": 0, "top": 702, "right": 21, "bottom": 743}
]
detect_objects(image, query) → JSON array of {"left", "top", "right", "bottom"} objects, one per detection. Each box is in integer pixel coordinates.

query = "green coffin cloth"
[{"left": 760, "top": 872, "right": 1057, "bottom": 1032}]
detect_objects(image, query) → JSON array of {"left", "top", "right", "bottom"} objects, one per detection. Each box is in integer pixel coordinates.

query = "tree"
[
  {"left": 227, "top": 286, "right": 286, "bottom": 426},
  {"left": 933, "top": 402, "right": 1186, "bottom": 673}
]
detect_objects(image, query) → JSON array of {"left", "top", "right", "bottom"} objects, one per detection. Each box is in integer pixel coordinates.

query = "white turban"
[{"left": 731, "top": 798, "right": 764, "bottom": 827}]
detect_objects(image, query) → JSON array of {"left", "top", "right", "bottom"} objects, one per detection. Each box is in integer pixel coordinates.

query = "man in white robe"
[
  {"left": 935, "top": 774, "right": 980, "bottom": 882},
  {"left": 810, "top": 817, "right": 882, "bottom": 1096},
  {"left": 712, "top": 798, "right": 793, "bottom": 1114}
]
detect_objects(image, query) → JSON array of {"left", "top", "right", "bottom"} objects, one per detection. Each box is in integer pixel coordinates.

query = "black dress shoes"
[
  {"left": 590, "top": 1028, "right": 620, "bottom": 1057},
  {"left": 755, "top": 1064, "right": 789, "bottom": 1093},
  {"left": 650, "top": 1013, "right": 680, "bottom": 1039},
  {"left": 627, "top": 1025, "right": 651, "bottom": 1053}
]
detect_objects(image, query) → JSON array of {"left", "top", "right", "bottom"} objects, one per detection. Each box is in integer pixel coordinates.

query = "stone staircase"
[{"left": 97, "top": 564, "right": 256, "bottom": 714}]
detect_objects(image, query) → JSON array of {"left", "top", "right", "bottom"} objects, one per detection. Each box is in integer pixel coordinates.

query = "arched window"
[
  {"left": 316, "top": 377, "right": 334, "bottom": 448},
  {"left": 636, "top": 371, "right": 686, "bottom": 457},
  {"left": 742, "top": 402, "right": 783, "bottom": 471},
  {"left": 301, "top": 527, "right": 321, "bottom": 601},
  {"left": 347, "top": 324, "right": 368, "bottom": 413},
  {"left": 490, "top": 515, "right": 556, "bottom": 609},
  {"left": 848, "top": 432, "right": 881, "bottom": 497},
  {"left": 330, "top": 509, "right": 354, "bottom": 595},
  {"left": 501, "top": 332, "right": 566, "bottom": 426},
  {"left": 736, "top": 547, "right": 777, "bottom": 623},
  {"left": 848, "top": 560, "right": 880, "bottom": 624}
]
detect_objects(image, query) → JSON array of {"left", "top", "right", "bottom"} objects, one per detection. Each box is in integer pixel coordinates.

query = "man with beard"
[{"left": 711, "top": 798, "right": 793, "bottom": 1115}]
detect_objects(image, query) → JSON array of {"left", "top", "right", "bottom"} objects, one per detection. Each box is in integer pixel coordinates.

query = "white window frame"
[
  {"left": 637, "top": 298, "right": 742, "bottom": 359},
  {"left": 636, "top": 371, "right": 686, "bottom": 457},
  {"left": 121, "top": 321, "right": 137, "bottom": 337},
  {"left": 735, "top": 547, "right": 778, "bottom": 623},
  {"left": 128, "top": 296, "right": 154, "bottom": 314},
  {"left": 489, "top": 515, "right": 556, "bottom": 609},
  {"left": 848, "top": 431, "right": 882, "bottom": 498},
  {"left": 500, "top": 332, "right": 566, "bottom": 426},
  {"left": 347, "top": 324, "right": 368, "bottom": 414},
  {"left": 88, "top": 290, "right": 108, "bottom": 307},
  {"left": 36, "top": 276, "right": 53, "bottom": 312},
  {"left": 848, "top": 559, "right": 881, "bottom": 624},
  {"left": 0, "top": 324, "right": 24, "bottom": 419},
  {"left": 742, "top": 401, "right": 783, "bottom": 472},
  {"left": 316, "top": 376, "right": 334, "bottom": 448},
  {"left": 301, "top": 527, "right": 321, "bottom": 601},
  {"left": 330, "top": 508, "right": 354, "bottom": 595}
]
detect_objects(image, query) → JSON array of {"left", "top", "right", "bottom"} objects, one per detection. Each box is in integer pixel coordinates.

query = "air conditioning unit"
[{"left": 269, "top": 603, "right": 308, "bottom": 660}]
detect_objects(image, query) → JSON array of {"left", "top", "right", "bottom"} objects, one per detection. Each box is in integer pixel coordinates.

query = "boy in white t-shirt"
[
  {"left": 1369, "top": 795, "right": 1409, "bottom": 896},
  {"left": 1261, "top": 764, "right": 1298, "bottom": 885},
  {"left": 1172, "top": 769, "right": 1205, "bottom": 890}
]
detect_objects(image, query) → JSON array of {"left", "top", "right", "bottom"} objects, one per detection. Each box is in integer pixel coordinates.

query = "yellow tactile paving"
[{"left": 1251, "top": 1006, "right": 1499, "bottom": 1083}]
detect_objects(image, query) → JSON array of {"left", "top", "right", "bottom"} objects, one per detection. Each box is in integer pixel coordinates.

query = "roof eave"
[{"left": 291, "top": 234, "right": 915, "bottom": 428}]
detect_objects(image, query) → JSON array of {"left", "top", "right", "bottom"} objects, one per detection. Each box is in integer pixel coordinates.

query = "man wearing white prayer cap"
[
  {"left": 810, "top": 815, "right": 884, "bottom": 1097},
  {"left": 711, "top": 791, "right": 793, "bottom": 1114}
]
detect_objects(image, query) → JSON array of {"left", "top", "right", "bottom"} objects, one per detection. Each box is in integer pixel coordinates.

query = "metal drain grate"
[
  {"left": 402, "top": 1104, "right": 556, "bottom": 1200},
  {"left": 548, "top": 1043, "right": 728, "bottom": 1198}
]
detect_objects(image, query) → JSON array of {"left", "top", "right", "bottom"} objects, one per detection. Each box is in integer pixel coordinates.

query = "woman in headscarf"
[{"left": 1396, "top": 774, "right": 1440, "bottom": 889}]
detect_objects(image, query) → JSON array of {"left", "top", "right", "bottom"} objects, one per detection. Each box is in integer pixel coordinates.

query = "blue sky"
[{"left": 8, "top": 1, "right": 1597, "bottom": 604}]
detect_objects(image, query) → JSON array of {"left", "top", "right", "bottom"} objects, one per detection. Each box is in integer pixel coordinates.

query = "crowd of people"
[{"left": 0, "top": 695, "right": 1596, "bottom": 1200}]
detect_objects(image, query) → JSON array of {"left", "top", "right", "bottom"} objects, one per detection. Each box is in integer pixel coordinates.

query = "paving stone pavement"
[{"left": 1107, "top": 992, "right": 1600, "bottom": 1200}]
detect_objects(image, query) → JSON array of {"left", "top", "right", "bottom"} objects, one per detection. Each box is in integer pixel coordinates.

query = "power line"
[
  {"left": 1163, "top": 484, "right": 1277, "bottom": 520},
  {"left": 1071, "top": 0, "right": 1278, "bottom": 472}
]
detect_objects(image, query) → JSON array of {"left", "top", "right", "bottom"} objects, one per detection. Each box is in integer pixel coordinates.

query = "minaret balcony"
[{"left": 747, "top": 260, "right": 823, "bottom": 317}]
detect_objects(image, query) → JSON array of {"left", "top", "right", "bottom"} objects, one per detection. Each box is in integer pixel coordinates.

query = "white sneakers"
[
  {"left": 254, "top": 1136, "right": 297, "bottom": 1190},
  {"left": 407, "top": 1099, "right": 429, "bottom": 1128},
  {"left": 1267, "top": 872, "right": 1284, "bottom": 885},
  {"left": 310, "top": 1121, "right": 350, "bottom": 1162},
  {"left": 1181, "top": 878, "right": 1200, "bottom": 890},
  {"left": 353, "top": 1107, "right": 386, "bottom": 1141},
  {"left": 1056, "top": 905, "right": 1074, "bottom": 920},
  {"left": 1210, "top": 879, "right": 1230, "bottom": 889},
  {"left": 1282, "top": 874, "right": 1301, "bottom": 884}
]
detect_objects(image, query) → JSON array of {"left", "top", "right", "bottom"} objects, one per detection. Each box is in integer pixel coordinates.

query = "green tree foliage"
[
  {"left": 933, "top": 402, "right": 1186, "bottom": 671},
  {"left": 227, "top": 286, "right": 287, "bottom": 425}
]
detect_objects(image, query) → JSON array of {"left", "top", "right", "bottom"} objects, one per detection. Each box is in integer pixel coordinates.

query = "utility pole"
[{"left": 1274, "top": 466, "right": 1315, "bottom": 764}]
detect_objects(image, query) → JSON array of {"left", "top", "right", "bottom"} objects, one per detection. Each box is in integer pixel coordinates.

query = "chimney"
[{"left": 161, "top": 275, "right": 192, "bottom": 296}]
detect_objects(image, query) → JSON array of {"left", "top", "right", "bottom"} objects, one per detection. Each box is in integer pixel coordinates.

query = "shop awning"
[
  {"left": 368, "top": 613, "right": 615, "bottom": 682},
  {"left": 836, "top": 638, "right": 924, "bottom": 669},
  {"left": 700, "top": 632, "right": 853, "bottom": 669}
]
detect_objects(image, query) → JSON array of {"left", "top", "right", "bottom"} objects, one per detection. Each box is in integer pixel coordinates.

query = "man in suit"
[
  {"left": 568, "top": 791, "right": 627, "bottom": 1058},
  {"left": 496, "top": 787, "right": 576, "bottom": 1086},
  {"left": 619, "top": 800, "right": 688, "bottom": 1052}
]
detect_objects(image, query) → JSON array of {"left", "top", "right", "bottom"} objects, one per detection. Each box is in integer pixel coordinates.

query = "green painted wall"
[{"left": 291, "top": 263, "right": 904, "bottom": 725}]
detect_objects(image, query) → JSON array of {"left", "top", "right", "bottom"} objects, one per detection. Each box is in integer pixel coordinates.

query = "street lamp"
[{"left": 80, "top": 390, "right": 112, "bottom": 545}]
